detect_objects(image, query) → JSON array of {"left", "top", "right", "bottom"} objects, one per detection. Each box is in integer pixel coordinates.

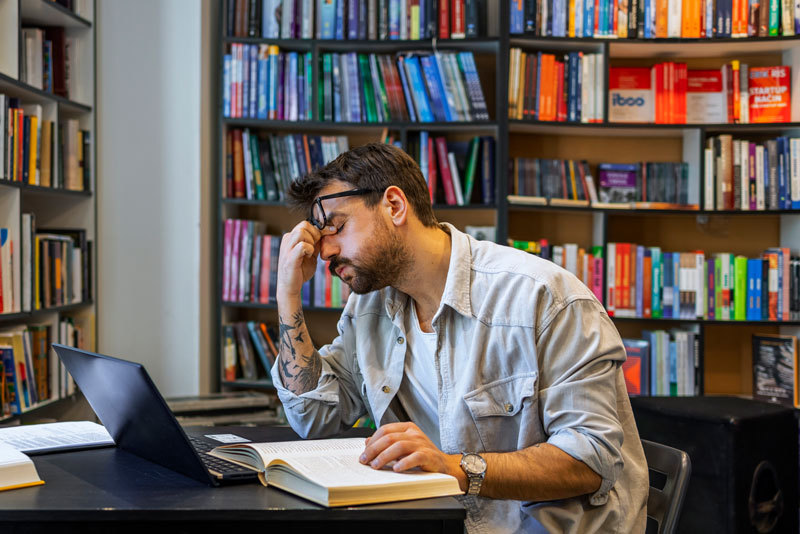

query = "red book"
[
  {"left": 556, "top": 61, "right": 567, "bottom": 121},
  {"left": 451, "top": 0, "right": 465, "bottom": 37},
  {"left": 438, "top": 0, "right": 450, "bottom": 38},
  {"left": 643, "top": 254, "right": 652, "bottom": 317},
  {"left": 434, "top": 137, "right": 457, "bottom": 205},
  {"left": 427, "top": 136, "right": 437, "bottom": 202},
  {"left": 749, "top": 66, "right": 791, "bottom": 123}
]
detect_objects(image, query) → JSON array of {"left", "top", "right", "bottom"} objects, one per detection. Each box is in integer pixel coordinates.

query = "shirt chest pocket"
[{"left": 462, "top": 373, "right": 539, "bottom": 452}]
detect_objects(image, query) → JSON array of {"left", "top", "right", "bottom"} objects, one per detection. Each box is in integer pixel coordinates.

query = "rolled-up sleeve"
[
  {"left": 270, "top": 314, "right": 367, "bottom": 439},
  {"left": 535, "top": 298, "right": 627, "bottom": 505}
]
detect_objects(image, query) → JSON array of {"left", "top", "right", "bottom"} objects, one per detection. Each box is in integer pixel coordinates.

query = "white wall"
[{"left": 97, "top": 0, "right": 215, "bottom": 396}]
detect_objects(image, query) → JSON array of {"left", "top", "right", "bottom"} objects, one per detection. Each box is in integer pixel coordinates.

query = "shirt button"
[
  {"left": 382, "top": 386, "right": 391, "bottom": 393},
  {"left": 396, "top": 336, "right": 405, "bottom": 344},
  {"left": 504, "top": 403, "right": 513, "bottom": 413}
]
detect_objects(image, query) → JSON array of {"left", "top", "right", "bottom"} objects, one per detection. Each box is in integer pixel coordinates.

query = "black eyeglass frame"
[{"left": 307, "top": 188, "right": 377, "bottom": 230}]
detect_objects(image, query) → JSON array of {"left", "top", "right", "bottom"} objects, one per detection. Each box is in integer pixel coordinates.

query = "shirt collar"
[
  {"left": 382, "top": 222, "right": 473, "bottom": 321},
  {"left": 438, "top": 222, "right": 473, "bottom": 319}
]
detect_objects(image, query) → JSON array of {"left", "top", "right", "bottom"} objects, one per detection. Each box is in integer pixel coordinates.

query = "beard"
[{"left": 328, "top": 221, "right": 410, "bottom": 294}]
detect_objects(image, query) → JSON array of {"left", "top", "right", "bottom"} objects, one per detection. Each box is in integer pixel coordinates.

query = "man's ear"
[{"left": 382, "top": 186, "right": 408, "bottom": 227}]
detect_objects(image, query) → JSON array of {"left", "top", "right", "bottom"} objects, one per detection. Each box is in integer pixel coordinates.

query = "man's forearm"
[
  {"left": 445, "top": 443, "right": 602, "bottom": 501},
  {"left": 277, "top": 294, "right": 322, "bottom": 395}
]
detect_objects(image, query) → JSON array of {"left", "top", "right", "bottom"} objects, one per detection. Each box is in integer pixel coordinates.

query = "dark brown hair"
[{"left": 287, "top": 143, "right": 438, "bottom": 228}]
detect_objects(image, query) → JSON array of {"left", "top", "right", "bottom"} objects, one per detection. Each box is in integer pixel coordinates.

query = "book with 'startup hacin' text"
[{"left": 209, "top": 437, "right": 462, "bottom": 507}]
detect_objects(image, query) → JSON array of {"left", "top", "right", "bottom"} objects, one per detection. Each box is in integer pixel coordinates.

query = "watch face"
[{"left": 463, "top": 453, "right": 487, "bottom": 474}]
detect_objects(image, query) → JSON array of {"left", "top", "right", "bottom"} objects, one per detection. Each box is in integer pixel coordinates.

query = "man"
[{"left": 272, "top": 143, "right": 648, "bottom": 533}]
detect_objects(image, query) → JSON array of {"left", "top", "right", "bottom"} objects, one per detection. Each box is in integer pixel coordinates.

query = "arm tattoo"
[
  {"left": 295, "top": 351, "right": 323, "bottom": 392},
  {"left": 277, "top": 310, "right": 321, "bottom": 393}
]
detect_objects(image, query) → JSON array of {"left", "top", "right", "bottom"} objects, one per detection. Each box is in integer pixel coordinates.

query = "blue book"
[
  {"left": 334, "top": 0, "right": 346, "bottom": 39},
  {"left": 249, "top": 45, "right": 258, "bottom": 119},
  {"left": 777, "top": 137, "right": 787, "bottom": 209},
  {"left": 263, "top": 0, "right": 282, "bottom": 37},
  {"left": 457, "top": 52, "right": 489, "bottom": 121},
  {"left": 241, "top": 45, "right": 250, "bottom": 118},
  {"left": 567, "top": 53, "right": 578, "bottom": 122},
  {"left": 0, "top": 347, "right": 21, "bottom": 414},
  {"left": 246, "top": 321, "right": 274, "bottom": 377},
  {"left": 318, "top": 0, "right": 336, "bottom": 38},
  {"left": 792, "top": 138, "right": 800, "bottom": 209},
  {"left": 396, "top": 57, "right": 417, "bottom": 122},
  {"left": 223, "top": 54, "right": 232, "bottom": 118},
  {"left": 347, "top": 0, "right": 359, "bottom": 39},
  {"left": 575, "top": 52, "right": 582, "bottom": 121},
  {"left": 268, "top": 50, "right": 279, "bottom": 118},
  {"left": 662, "top": 252, "right": 673, "bottom": 318},
  {"left": 640, "top": 330, "right": 657, "bottom": 395},
  {"left": 389, "top": 0, "right": 400, "bottom": 38},
  {"left": 403, "top": 56, "right": 435, "bottom": 122},
  {"left": 584, "top": 0, "right": 594, "bottom": 36},
  {"left": 781, "top": 136, "right": 791, "bottom": 209},
  {"left": 332, "top": 52, "right": 342, "bottom": 122},
  {"left": 510, "top": 0, "right": 524, "bottom": 33},
  {"left": 421, "top": 55, "right": 453, "bottom": 121},
  {"left": 668, "top": 340, "right": 677, "bottom": 396},
  {"left": 672, "top": 253, "right": 680, "bottom": 320},
  {"left": 746, "top": 258, "right": 762, "bottom": 321},
  {"left": 257, "top": 58, "right": 268, "bottom": 119},
  {"left": 480, "top": 136, "right": 495, "bottom": 204}
]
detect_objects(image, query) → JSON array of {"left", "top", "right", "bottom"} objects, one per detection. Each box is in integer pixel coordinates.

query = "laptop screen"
[{"left": 53, "top": 344, "right": 215, "bottom": 486}]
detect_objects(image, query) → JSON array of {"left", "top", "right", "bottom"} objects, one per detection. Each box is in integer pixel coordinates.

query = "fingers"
[{"left": 361, "top": 422, "right": 433, "bottom": 470}]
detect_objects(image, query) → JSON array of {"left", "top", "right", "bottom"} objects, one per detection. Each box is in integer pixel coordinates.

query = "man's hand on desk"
[{"left": 359, "top": 422, "right": 468, "bottom": 493}]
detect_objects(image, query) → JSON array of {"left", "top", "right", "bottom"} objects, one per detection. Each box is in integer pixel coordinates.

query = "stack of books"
[
  {"left": 704, "top": 135, "right": 800, "bottom": 211},
  {"left": 606, "top": 244, "right": 799, "bottom": 321},
  {"left": 508, "top": 49, "right": 604, "bottom": 123},
  {"left": 510, "top": 0, "right": 800, "bottom": 38}
]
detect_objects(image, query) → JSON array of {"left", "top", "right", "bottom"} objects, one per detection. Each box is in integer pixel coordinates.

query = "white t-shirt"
[{"left": 396, "top": 301, "right": 441, "bottom": 449}]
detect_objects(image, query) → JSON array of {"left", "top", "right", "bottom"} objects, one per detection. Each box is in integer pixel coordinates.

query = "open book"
[
  {"left": 209, "top": 437, "right": 462, "bottom": 507},
  {"left": 0, "top": 443, "right": 44, "bottom": 492},
  {"left": 0, "top": 421, "right": 114, "bottom": 454}
]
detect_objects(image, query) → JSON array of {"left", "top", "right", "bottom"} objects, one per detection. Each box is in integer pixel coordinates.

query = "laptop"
[{"left": 52, "top": 343, "right": 260, "bottom": 486}]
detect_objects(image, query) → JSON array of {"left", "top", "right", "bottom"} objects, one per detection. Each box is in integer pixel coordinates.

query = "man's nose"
[{"left": 319, "top": 235, "right": 339, "bottom": 261}]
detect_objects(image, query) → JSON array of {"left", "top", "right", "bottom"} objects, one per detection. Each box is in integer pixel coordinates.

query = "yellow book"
[
  {"left": 210, "top": 437, "right": 461, "bottom": 507},
  {"left": 0, "top": 443, "right": 44, "bottom": 492},
  {"left": 28, "top": 115, "right": 38, "bottom": 185},
  {"left": 40, "top": 120, "right": 52, "bottom": 187},
  {"left": 410, "top": 5, "right": 420, "bottom": 40},
  {"left": 568, "top": 0, "right": 576, "bottom": 36}
]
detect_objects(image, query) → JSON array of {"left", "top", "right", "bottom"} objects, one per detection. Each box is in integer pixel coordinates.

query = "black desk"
[{"left": 0, "top": 426, "right": 465, "bottom": 534}]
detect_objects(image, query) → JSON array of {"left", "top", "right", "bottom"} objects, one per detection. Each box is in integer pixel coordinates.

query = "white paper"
[{"left": 0, "top": 421, "right": 114, "bottom": 454}]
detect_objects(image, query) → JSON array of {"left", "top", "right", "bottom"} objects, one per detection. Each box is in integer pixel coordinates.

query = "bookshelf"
[
  {"left": 214, "top": 0, "right": 799, "bottom": 400},
  {"left": 0, "top": 0, "right": 96, "bottom": 424}
]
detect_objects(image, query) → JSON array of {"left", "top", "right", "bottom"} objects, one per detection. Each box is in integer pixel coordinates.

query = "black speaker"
[{"left": 631, "top": 396, "right": 798, "bottom": 533}]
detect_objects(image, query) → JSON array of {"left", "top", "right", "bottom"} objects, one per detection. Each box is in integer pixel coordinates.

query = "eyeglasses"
[{"left": 308, "top": 189, "right": 377, "bottom": 230}]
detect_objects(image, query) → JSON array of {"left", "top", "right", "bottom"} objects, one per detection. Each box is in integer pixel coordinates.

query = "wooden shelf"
[
  {"left": 20, "top": 0, "right": 91, "bottom": 29},
  {"left": 0, "top": 180, "right": 92, "bottom": 197},
  {"left": 509, "top": 120, "right": 800, "bottom": 137},
  {"left": 612, "top": 316, "right": 800, "bottom": 326},
  {"left": 508, "top": 201, "right": 799, "bottom": 216},
  {"left": 0, "top": 72, "right": 92, "bottom": 113},
  {"left": 222, "top": 118, "right": 499, "bottom": 134},
  {"left": 0, "top": 301, "right": 95, "bottom": 324}
]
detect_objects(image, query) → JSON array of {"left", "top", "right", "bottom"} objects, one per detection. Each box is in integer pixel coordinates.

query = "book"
[
  {"left": 752, "top": 333, "right": 798, "bottom": 407},
  {"left": 0, "top": 421, "right": 114, "bottom": 454},
  {"left": 209, "top": 437, "right": 462, "bottom": 506},
  {"left": 748, "top": 66, "right": 791, "bottom": 123},
  {"left": 622, "top": 338, "right": 651, "bottom": 396},
  {"left": 0, "top": 443, "right": 43, "bottom": 492}
]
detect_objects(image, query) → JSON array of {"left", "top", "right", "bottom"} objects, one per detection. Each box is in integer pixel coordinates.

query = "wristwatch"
[{"left": 460, "top": 452, "right": 487, "bottom": 496}]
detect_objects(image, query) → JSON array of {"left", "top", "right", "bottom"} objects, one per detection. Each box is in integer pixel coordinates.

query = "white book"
[
  {"left": 301, "top": 0, "right": 314, "bottom": 38},
  {"left": 694, "top": 253, "right": 704, "bottom": 318},
  {"left": 581, "top": 54, "right": 591, "bottom": 123},
  {"left": 0, "top": 443, "right": 43, "bottom": 492},
  {"left": 739, "top": 63, "right": 749, "bottom": 123},
  {"left": 447, "top": 152, "right": 465, "bottom": 205},
  {"left": 0, "top": 229, "right": 13, "bottom": 313},
  {"left": 782, "top": 0, "right": 795, "bottom": 35},
  {"left": 668, "top": 0, "right": 682, "bottom": 37},
  {"left": 740, "top": 140, "right": 749, "bottom": 210},
  {"left": 564, "top": 243, "right": 578, "bottom": 276},
  {"left": 704, "top": 147, "right": 714, "bottom": 210},
  {"left": 281, "top": 0, "right": 295, "bottom": 38},
  {"left": 756, "top": 144, "right": 766, "bottom": 210},
  {"left": 446, "top": 54, "right": 470, "bottom": 121},
  {"left": 21, "top": 214, "right": 31, "bottom": 312},
  {"left": 210, "top": 437, "right": 461, "bottom": 507},
  {"left": 72, "top": 247, "right": 82, "bottom": 302},
  {"left": 0, "top": 421, "right": 114, "bottom": 454},
  {"left": 594, "top": 54, "right": 604, "bottom": 122}
]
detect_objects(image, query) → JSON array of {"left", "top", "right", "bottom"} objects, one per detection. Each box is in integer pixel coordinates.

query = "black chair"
[{"left": 642, "top": 439, "right": 691, "bottom": 534}]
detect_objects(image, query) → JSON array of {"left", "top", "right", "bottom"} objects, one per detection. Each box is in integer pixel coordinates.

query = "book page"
[
  {"left": 0, "top": 421, "right": 115, "bottom": 454},
  {"left": 247, "top": 437, "right": 366, "bottom": 461},
  {"left": 271, "top": 453, "right": 458, "bottom": 489}
]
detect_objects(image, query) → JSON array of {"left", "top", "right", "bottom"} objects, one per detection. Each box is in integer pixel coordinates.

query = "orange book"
[
  {"left": 749, "top": 66, "right": 791, "bottom": 123},
  {"left": 232, "top": 129, "right": 245, "bottom": 198},
  {"left": 539, "top": 54, "right": 556, "bottom": 121},
  {"left": 656, "top": 0, "right": 669, "bottom": 36}
]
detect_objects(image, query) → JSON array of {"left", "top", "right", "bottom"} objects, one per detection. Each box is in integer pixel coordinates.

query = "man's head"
[{"left": 288, "top": 143, "right": 438, "bottom": 294}]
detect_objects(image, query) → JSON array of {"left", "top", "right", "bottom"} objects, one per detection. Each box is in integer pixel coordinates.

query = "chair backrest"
[{"left": 642, "top": 439, "right": 692, "bottom": 534}]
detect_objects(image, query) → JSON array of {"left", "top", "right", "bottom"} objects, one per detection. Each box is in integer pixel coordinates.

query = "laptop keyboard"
[{"left": 188, "top": 435, "right": 258, "bottom": 476}]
